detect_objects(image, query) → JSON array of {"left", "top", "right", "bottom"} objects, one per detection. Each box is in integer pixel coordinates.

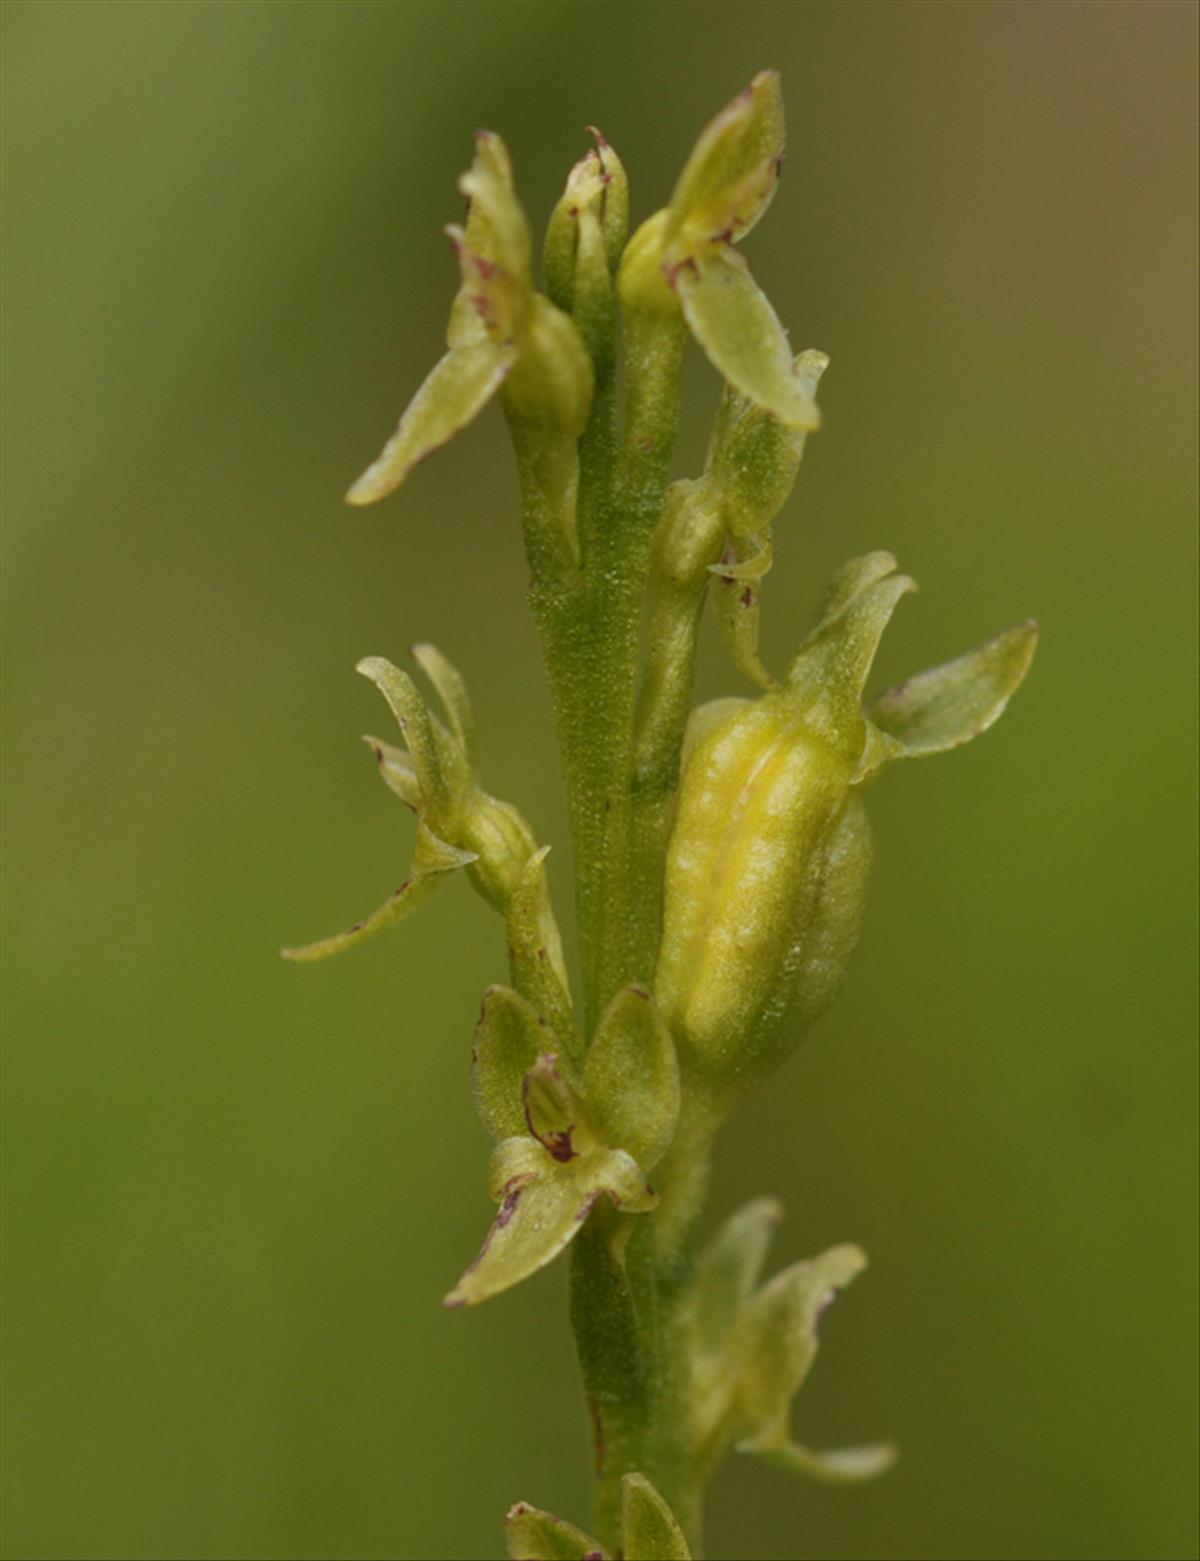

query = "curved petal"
[
  {"left": 673, "top": 248, "right": 819, "bottom": 430},
  {"left": 280, "top": 823, "right": 475, "bottom": 963},
  {"left": 868, "top": 621, "right": 1038, "bottom": 762},
  {"left": 740, "top": 1437, "right": 898, "bottom": 1485},
  {"left": 346, "top": 339, "right": 514, "bottom": 506}
]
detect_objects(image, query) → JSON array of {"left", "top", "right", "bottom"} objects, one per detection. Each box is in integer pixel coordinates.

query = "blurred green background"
[{"left": 3, "top": 3, "right": 1196, "bottom": 1558}]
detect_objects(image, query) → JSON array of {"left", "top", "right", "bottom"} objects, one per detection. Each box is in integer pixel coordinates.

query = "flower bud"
[
  {"left": 654, "top": 691, "right": 864, "bottom": 1087},
  {"left": 654, "top": 555, "right": 1037, "bottom": 1088},
  {"left": 544, "top": 131, "right": 627, "bottom": 370}
]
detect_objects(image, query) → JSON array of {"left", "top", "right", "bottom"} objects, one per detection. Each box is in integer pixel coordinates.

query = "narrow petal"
[
  {"left": 694, "top": 1197, "right": 784, "bottom": 1356},
  {"left": 673, "top": 248, "right": 819, "bottom": 430},
  {"left": 362, "top": 734, "right": 420, "bottom": 810},
  {"left": 741, "top": 1437, "right": 898, "bottom": 1484},
  {"left": 355, "top": 656, "right": 462, "bottom": 813},
  {"left": 346, "top": 339, "right": 513, "bottom": 506},
  {"left": 411, "top": 641, "right": 476, "bottom": 761},
  {"left": 280, "top": 823, "right": 476, "bottom": 962}
]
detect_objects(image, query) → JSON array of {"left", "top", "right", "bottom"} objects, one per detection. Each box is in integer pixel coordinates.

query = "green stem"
[
  {"left": 515, "top": 286, "right": 706, "bottom": 1547},
  {"left": 518, "top": 316, "right": 685, "bottom": 1031},
  {"left": 570, "top": 1093, "right": 722, "bottom": 1556}
]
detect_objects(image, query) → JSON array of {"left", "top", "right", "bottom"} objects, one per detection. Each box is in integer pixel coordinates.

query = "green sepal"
[
  {"left": 522, "top": 1053, "right": 594, "bottom": 1162},
  {"left": 694, "top": 1196, "right": 783, "bottom": 1355},
  {"left": 729, "top": 1243, "right": 867, "bottom": 1445},
  {"left": 672, "top": 247, "right": 819, "bottom": 431},
  {"left": 458, "top": 155, "right": 532, "bottom": 300},
  {"left": 280, "top": 821, "right": 475, "bottom": 962},
  {"left": 866, "top": 620, "right": 1038, "bottom": 769},
  {"left": 807, "top": 550, "right": 899, "bottom": 638},
  {"left": 446, "top": 223, "right": 529, "bottom": 350},
  {"left": 471, "top": 986, "right": 550, "bottom": 1142},
  {"left": 444, "top": 1138, "right": 657, "bottom": 1309},
  {"left": 454, "top": 131, "right": 531, "bottom": 306},
  {"left": 620, "top": 1474, "right": 692, "bottom": 1561},
  {"left": 745, "top": 1437, "right": 898, "bottom": 1485},
  {"left": 504, "top": 1501, "right": 607, "bottom": 1561},
  {"left": 582, "top": 987, "right": 680, "bottom": 1171},
  {"left": 666, "top": 69, "right": 784, "bottom": 246},
  {"left": 786, "top": 558, "right": 917, "bottom": 761},
  {"left": 345, "top": 339, "right": 514, "bottom": 506}
]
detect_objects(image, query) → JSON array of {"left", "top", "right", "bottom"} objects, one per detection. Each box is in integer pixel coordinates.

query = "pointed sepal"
[
  {"left": 504, "top": 1501, "right": 607, "bottom": 1561},
  {"left": 457, "top": 131, "right": 532, "bottom": 290},
  {"left": 621, "top": 1474, "right": 692, "bottom": 1561},
  {"left": 410, "top": 640, "right": 476, "bottom": 761},
  {"left": 471, "top": 986, "right": 549, "bottom": 1142},
  {"left": 672, "top": 247, "right": 819, "bottom": 431},
  {"left": 786, "top": 555, "right": 917, "bottom": 761},
  {"left": 866, "top": 620, "right": 1038, "bottom": 768},
  {"left": 346, "top": 339, "right": 514, "bottom": 506}
]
